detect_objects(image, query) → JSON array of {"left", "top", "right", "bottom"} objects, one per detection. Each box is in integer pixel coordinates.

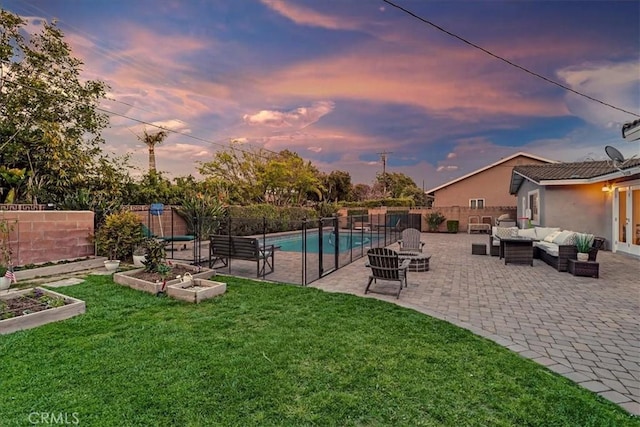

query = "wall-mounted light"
[{"left": 601, "top": 183, "right": 612, "bottom": 192}]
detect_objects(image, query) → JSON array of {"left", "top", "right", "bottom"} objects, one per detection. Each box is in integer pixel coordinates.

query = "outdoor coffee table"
[
  {"left": 398, "top": 252, "right": 431, "bottom": 272},
  {"left": 497, "top": 236, "right": 534, "bottom": 266}
]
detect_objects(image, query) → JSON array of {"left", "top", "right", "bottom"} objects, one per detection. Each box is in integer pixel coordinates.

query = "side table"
[
  {"left": 567, "top": 259, "right": 599, "bottom": 278},
  {"left": 472, "top": 243, "right": 486, "bottom": 255}
]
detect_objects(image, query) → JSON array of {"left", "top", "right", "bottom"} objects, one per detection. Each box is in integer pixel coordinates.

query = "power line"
[
  {"left": 0, "top": 76, "right": 279, "bottom": 160},
  {"left": 381, "top": 0, "right": 640, "bottom": 118},
  {"left": 12, "top": 0, "right": 264, "bottom": 138}
]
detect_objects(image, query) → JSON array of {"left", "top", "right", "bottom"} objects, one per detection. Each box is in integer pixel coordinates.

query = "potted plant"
[
  {"left": 575, "top": 234, "right": 594, "bottom": 262},
  {"left": 96, "top": 211, "right": 146, "bottom": 272},
  {"left": 132, "top": 241, "right": 150, "bottom": 267}
]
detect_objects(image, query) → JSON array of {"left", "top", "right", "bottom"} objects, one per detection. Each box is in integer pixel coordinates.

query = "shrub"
[
  {"left": 0, "top": 217, "right": 15, "bottom": 276},
  {"left": 426, "top": 211, "right": 446, "bottom": 232},
  {"left": 315, "top": 201, "right": 338, "bottom": 218},
  {"left": 141, "top": 238, "right": 166, "bottom": 273},
  {"left": 447, "top": 220, "right": 459, "bottom": 233},
  {"left": 96, "top": 211, "right": 145, "bottom": 260},
  {"left": 175, "top": 192, "right": 226, "bottom": 238},
  {"left": 225, "top": 205, "right": 315, "bottom": 235},
  {"left": 341, "top": 198, "right": 415, "bottom": 208}
]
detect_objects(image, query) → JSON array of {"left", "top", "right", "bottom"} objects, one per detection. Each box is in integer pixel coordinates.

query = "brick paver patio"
[{"left": 310, "top": 232, "right": 640, "bottom": 415}]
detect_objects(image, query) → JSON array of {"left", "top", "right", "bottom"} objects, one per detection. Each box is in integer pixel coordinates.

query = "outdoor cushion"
[
  {"left": 552, "top": 230, "right": 576, "bottom": 246},
  {"left": 535, "top": 227, "right": 561, "bottom": 241},
  {"left": 517, "top": 228, "right": 537, "bottom": 239},
  {"left": 495, "top": 227, "right": 518, "bottom": 239},
  {"left": 544, "top": 230, "right": 563, "bottom": 243},
  {"left": 535, "top": 241, "right": 559, "bottom": 256}
]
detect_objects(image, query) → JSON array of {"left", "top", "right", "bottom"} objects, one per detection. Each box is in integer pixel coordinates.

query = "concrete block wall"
[
  {"left": 337, "top": 206, "right": 517, "bottom": 232},
  {"left": 418, "top": 206, "right": 518, "bottom": 232},
  {"left": 0, "top": 210, "right": 95, "bottom": 266}
]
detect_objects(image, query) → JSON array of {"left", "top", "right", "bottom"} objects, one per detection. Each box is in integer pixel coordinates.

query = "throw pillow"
[
  {"left": 552, "top": 230, "right": 576, "bottom": 245},
  {"left": 544, "top": 230, "right": 563, "bottom": 243},
  {"left": 495, "top": 227, "right": 518, "bottom": 239},
  {"left": 536, "top": 227, "right": 561, "bottom": 241}
]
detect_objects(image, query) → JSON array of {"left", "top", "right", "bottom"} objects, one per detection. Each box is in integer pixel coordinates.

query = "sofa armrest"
[{"left": 557, "top": 244, "right": 578, "bottom": 271}]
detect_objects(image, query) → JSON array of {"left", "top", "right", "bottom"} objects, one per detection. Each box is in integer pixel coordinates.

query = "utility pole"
[{"left": 377, "top": 150, "right": 393, "bottom": 196}]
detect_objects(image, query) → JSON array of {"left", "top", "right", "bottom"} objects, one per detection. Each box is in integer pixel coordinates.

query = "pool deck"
[{"left": 310, "top": 232, "right": 640, "bottom": 415}]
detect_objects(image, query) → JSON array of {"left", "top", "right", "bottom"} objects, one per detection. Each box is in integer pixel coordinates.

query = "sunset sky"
[{"left": 3, "top": 0, "right": 639, "bottom": 189}]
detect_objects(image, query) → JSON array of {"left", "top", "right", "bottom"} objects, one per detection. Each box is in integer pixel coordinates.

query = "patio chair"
[
  {"left": 589, "top": 236, "right": 606, "bottom": 261},
  {"left": 481, "top": 216, "right": 493, "bottom": 226},
  {"left": 141, "top": 223, "right": 195, "bottom": 242},
  {"left": 468, "top": 215, "right": 479, "bottom": 233},
  {"left": 398, "top": 228, "right": 425, "bottom": 253},
  {"left": 365, "top": 247, "right": 411, "bottom": 299}
]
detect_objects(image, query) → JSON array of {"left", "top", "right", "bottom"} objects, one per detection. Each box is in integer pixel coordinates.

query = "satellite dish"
[{"left": 605, "top": 145, "right": 625, "bottom": 163}]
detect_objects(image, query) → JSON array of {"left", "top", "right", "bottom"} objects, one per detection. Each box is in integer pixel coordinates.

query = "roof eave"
[
  {"left": 509, "top": 170, "right": 534, "bottom": 195},
  {"left": 622, "top": 121, "right": 640, "bottom": 141}
]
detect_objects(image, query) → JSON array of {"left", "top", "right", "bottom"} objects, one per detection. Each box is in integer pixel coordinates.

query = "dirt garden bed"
[{"left": 0, "top": 287, "right": 85, "bottom": 335}]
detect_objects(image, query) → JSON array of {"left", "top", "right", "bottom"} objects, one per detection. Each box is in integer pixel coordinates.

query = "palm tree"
[{"left": 139, "top": 130, "right": 168, "bottom": 172}]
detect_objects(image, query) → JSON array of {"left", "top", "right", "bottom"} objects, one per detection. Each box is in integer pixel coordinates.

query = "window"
[
  {"left": 527, "top": 190, "right": 540, "bottom": 225},
  {"left": 469, "top": 198, "right": 485, "bottom": 209}
]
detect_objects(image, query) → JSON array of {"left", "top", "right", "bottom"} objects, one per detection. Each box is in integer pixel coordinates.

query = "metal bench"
[{"left": 208, "top": 235, "right": 275, "bottom": 277}]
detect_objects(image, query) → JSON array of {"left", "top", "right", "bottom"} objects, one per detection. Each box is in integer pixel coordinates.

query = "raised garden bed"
[
  {"left": 167, "top": 278, "right": 226, "bottom": 303},
  {"left": 0, "top": 287, "right": 85, "bottom": 335},
  {"left": 113, "top": 263, "right": 214, "bottom": 295}
]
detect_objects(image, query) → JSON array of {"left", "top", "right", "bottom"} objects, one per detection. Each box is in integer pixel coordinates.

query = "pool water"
[{"left": 264, "top": 231, "right": 372, "bottom": 254}]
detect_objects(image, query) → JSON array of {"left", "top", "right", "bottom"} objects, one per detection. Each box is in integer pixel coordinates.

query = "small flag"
[{"left": 5, "top": 266, "right": 16, "bottom": 284}]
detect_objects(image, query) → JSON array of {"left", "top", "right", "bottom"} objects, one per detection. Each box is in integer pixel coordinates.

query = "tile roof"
[
  {"left": 510, "top": 158, "right": 640, "bottom": 194},
  {"left": 513, "top": 158, "right": 640, "bottom": 181}
]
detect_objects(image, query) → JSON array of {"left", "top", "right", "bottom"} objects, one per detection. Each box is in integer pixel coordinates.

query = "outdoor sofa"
[{"left": 489, "top": 226, "right": 602, "bottom": 272}]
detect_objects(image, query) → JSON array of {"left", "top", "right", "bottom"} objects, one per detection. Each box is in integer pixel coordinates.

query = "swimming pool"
[{"left": 263, "top": 231, "right": 373, "bottom": 254}]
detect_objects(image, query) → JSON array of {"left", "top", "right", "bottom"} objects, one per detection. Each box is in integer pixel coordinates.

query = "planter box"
[
  {"left": 0, "top": 287, "right": 85, "bottom": 335},
  {"left": 167, "top": 278, "right": 226, "bottom": 303},
  {"left": 113, "top": 263, "right": 214, "bottom": 295}
]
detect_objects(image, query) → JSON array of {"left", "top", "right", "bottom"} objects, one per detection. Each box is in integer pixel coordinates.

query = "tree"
[
  {"left": 138, "top": 129, "right": 168, "bottom": 173},
  {"left": 0, "top": 10, "right": 111, "bottom": 203},
  {"left": 198, "top": 141, "right": 267, "bottom": 204},
  {"left": 375, "top": 172, "right": 422, "bottom": 200},
  {"left": 262, "top": 150, "right": 323, "bottom": 206},
  {"left": 198, "top": 144, "right": 323, "bottom": 206},
  {"left": 322, "top": 170, "right": 352, "bottom": 202},
  {"left": 351, "top": 183, "right": 372, "bottom": 202}
]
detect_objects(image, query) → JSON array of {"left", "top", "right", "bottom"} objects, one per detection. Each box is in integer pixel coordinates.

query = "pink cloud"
[
  {"left": 260, "top": 0, "right": 360, "bottom": 30},
  {"left": 243, "top": 101, "right": 335, "bottom": 129},
  {"left": 260, "top": 45, "right": 569, "bottom": 119}
]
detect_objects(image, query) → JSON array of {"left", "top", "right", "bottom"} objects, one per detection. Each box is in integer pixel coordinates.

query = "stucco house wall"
[
  {"left": 433, "top": 155, "right": 551, "bottom": 208},
  {"left": 515, "top": 183, "right": 611, "bottom": 246}
]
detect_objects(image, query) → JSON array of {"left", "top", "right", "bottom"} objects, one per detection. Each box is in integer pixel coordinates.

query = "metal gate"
[{"left": 302, "top": 216, "right": 339, "bottom": 284}]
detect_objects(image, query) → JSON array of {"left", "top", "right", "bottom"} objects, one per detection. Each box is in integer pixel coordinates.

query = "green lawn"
[{"left": 1, "top": 275, "right": 637, "bottom": 426}]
